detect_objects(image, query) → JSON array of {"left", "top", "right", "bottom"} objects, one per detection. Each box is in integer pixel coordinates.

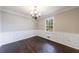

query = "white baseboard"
[
  {"left": 37, "top": 30, "right": 79, "bottom": 50},
  {"left": 0, "top": 30, "right": 37, "bottom": 46},
  {"left": 0, "top": 30, "right": 79, "bottom": 50}
]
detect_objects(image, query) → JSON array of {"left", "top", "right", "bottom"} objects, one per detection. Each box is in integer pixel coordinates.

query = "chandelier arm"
[{"left": 31, "top": 6, "right": 40, "bottom": 20}]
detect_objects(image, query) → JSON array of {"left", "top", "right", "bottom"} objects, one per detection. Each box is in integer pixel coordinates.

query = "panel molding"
[{"left": 37, "top": 30, "right": 79, "bottom": 50}]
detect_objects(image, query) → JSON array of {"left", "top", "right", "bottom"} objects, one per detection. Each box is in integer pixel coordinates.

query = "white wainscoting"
[
  {"left": 37, "top": 30, "right": 79, "bottom": 50},
  {"left": 0, "top": 30, "right": 37, "bottom": 46},
  {"left": 0, "top": 30, "right": 79, "bottom": 50}
]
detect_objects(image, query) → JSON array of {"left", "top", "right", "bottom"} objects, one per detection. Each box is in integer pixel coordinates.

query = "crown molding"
[
  {"left": 0, "top": 8, "right": 32, "bottom": 19},
  {"left": 0, "top": 6, "right": 78, "bottom": 20},
  {"left": 56, "top": 6, "right": 79, "bottom": 15},
  {"left": 43, "top": 6, "right": 79, "bottom": 19}
]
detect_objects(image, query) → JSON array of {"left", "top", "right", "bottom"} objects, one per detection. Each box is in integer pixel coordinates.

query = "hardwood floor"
[{"left": 0, "top": 36, "right": 79, "bottom": 53}]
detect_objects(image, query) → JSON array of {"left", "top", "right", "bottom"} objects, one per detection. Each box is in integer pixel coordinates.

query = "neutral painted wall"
[
  {"left": 54, "top": 8, "right": 79, "bottom": 34},
  {"left": 0, "top": 10, "right": 2, "bottom": 45},
  {"left": 1, "top": 7, "right": 79, "bottom": 50},
  {"left": 0, "top": 10, "right": 38, "bottom": 46},
  {"left": 38, "top": 8, "right": 79, "bottom": 34},
  {"left": 0, "top": 11, "right": 1, "bottom": 32},
  {"left": 2, "top": 11, "right": 37, "bottom": 32},
  {"left": 37, "top": 8, "right": 79, "bottom": 50},
  {"left": 38, "top": 30, "right": 79, "bottom": 50},
  {"left": 37, "top": 19, "right": 45, "bottom": 30}
]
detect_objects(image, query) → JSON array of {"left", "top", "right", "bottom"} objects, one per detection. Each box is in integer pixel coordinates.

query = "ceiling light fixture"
[{"left": 31, "top": 6, "right": 40, "bottom": 20}]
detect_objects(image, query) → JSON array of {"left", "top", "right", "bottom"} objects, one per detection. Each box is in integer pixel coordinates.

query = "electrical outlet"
[{"left": 47, "top": 36, "right": 50, "bottom": 38}]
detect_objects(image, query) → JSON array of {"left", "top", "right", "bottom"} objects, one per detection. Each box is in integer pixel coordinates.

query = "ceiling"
[{"left": 1, "top": 6, "right": 78, "bottom": 19}]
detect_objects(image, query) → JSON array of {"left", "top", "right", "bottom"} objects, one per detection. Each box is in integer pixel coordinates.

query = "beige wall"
[
  {"left": 37, "top": 19, "right": 45, "bottom": 30},
  {"left": 38, "top": 7, "right": 79, "bottom": 34},
  {"left": 1, "top": 7, "right": 79, "bottom": 34},
  {"left": 54, "top": 8, "right": 79, "bottom": 33},
  {"left": 1, "top": 11, "right": 37, "bottom": 32}
]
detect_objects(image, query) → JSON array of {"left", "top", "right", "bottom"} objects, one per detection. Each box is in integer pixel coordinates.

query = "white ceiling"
[{"left": 1, "top": 6, "right": 79, "bottom": 19}]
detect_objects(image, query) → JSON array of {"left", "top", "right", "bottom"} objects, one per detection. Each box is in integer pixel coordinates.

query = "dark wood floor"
[{"left": 0, "top": 36, "right": 79, "bottom": 53}]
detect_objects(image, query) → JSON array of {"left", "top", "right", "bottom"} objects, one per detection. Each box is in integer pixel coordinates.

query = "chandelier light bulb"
[{"left": 31, "top": 6, "right": 40, "bottom": 20}]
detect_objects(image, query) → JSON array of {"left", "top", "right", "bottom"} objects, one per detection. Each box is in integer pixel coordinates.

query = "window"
[{"left": 45, "top": 18, "right": 53, "bottom": 32}]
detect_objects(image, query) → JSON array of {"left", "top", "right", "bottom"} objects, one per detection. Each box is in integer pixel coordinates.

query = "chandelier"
[{"left": 31, "top": 6, "right": 40, "bottom": 20}]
